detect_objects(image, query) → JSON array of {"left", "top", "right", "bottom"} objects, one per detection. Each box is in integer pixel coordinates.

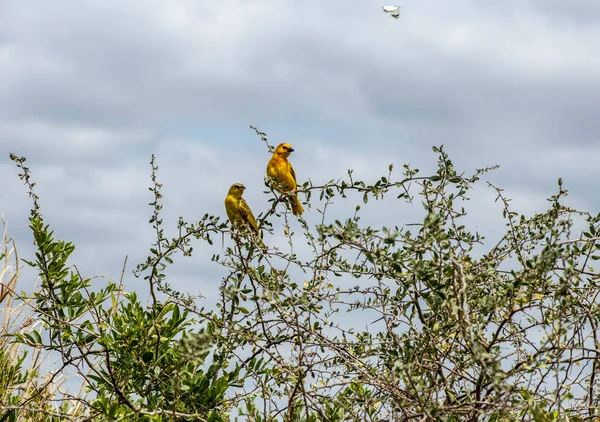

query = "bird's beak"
[
  {"left": 288, "top": 147, "right": 295, "bottom": 152},
  {"left": 241, "top": 185, "right": 246, "bottom": 190}
]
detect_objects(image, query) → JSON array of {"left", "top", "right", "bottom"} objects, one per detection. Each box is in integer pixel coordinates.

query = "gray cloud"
[
  {"left": 0, "top": 0, "right": 598, "bottom": 299},
  {"left": 528, "top": 0, "right": 600, "bottom": 26}
]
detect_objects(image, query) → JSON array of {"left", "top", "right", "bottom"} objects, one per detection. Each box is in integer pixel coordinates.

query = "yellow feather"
[
  {"left": 266, "top": 143, "right": 304, "bottom": 216},
  {"left": 224, "top": 183, "right": 259, "bottom": 234}
]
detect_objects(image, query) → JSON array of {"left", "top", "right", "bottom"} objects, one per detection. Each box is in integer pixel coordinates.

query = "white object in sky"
[{"left": 382, "top": 5, "right": 401, "bottom": 19}]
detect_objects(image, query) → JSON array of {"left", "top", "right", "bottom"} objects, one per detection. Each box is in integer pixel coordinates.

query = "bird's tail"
[
  {"left": 247, "top": 229, "right": 267, "bottom": 251},
  {"left": 258, "top": 236, "right": 268, "bottom": 252},
  {"left": 291, "top": 194, "right": 304, "bottom": 216}
]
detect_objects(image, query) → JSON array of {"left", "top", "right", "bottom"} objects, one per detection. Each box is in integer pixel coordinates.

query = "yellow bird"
[
  {"left": 266, "top": 143, "right": 304, "bottom": 216},
  {"left": 225, "top": 183, "right": 259, "bottom": 234}
]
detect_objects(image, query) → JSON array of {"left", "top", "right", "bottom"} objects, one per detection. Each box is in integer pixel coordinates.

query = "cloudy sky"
[{"left": 1, "top": 0, "right": 599, "bottom": 299}]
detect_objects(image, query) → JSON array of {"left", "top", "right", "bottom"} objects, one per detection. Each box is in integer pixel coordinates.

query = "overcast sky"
[{"left": 1, "top": 0, "right": 599, "bottom": 300}]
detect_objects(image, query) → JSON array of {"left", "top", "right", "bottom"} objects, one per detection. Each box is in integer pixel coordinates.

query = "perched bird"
[
  {"left": 266, "top": 143, "right": 304, "bottom": 216},
  {"left": 382, "top": 5, "right": 401, "bottom": 19},
  {"left": 225, "top": 183, "right": 259, "bottom": 234}
]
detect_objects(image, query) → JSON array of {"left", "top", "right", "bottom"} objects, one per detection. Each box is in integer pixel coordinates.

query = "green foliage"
[
  {"left": 3, "top": 133, "right": 600, "bottom": 421},
  {"left": 5, "top": 154, "right": 237, "bottom": 421},
  {"left": 0, "top": 214, "right": 77, "bottom": 421}
]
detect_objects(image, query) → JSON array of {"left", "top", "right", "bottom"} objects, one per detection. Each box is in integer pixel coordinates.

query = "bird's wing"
[
  {"left": 239, "top": 198, "right": 259, "bottom": 233},
  {"left": 289, "top": 162, "right": 297, "bottom": 186}
]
